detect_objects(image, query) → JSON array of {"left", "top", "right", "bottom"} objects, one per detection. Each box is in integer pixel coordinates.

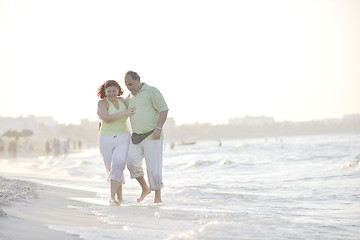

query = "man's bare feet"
[
  {"left": 154, "top": 189, "right": 162, "bottom": 203},
  {"left": 137, "top": 188, "right": 151, "bottom": 202}
]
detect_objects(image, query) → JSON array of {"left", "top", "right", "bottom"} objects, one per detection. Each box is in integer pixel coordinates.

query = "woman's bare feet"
[
  {"left": 117, "top": 185, "right": 123, "bottom": 203},
  {"left": 117, "top": 195, "right": 123, "bottom": 203},
  {"left": 110, "top": 180, "right": 121, "bottom": 205},
  {"left": 137, "top": 187, "right": 151, "bottom": 202},
  {"left": 110, "top": 197, "right": 121, "bottom": 206}
]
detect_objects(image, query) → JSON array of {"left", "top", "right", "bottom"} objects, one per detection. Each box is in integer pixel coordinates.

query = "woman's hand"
[{"left": 125, "top": 107, "right": 136, "bottom": 116}]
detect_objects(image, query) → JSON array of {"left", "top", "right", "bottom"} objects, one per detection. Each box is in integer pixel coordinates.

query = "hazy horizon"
[
  {"left": 0, "top": 112, "right": 359, "bottom": 126},
  {"left": 1, "top": 0, "right": 359, "bottom": 125}
]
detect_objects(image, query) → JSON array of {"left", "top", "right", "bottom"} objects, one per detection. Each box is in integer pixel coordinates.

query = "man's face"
[{"left": 125, "top": 76, "right": 141, "bottom": 95}]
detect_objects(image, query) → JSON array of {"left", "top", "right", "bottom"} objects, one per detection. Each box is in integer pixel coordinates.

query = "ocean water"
[{"left": 1, "top": 134, "right": 360, "bottom": 240}]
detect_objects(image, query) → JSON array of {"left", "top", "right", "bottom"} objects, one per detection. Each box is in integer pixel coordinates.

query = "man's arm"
[{"left": 153, "top": 110, "right": 168, "bottom": 140}]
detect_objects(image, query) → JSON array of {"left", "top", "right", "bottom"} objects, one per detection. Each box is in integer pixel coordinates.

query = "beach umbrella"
[
  {"left": 19, "top": 129, "right": 34, "bottom": 137},
  {"left": 1, "top": 130, "right": 20, "bottom": 138}
]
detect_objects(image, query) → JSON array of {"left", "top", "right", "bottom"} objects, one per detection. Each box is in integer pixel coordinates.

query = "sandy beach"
[{"left": 0, "top": 176, "right": 110, "bottom": 240}]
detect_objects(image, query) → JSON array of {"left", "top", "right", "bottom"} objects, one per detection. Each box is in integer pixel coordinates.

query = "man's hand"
[{"left": 153, "top": 128, "right": 161, "bottom": 140}]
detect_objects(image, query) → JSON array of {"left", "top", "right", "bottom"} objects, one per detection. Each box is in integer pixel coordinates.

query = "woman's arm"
[{"left": 97, "top": 100, "right": 135, "bottom": 123}]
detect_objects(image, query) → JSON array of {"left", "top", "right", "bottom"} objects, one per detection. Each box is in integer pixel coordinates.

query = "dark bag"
[{"left": 131, "top": 130, "right": 154, "bottom": 144}]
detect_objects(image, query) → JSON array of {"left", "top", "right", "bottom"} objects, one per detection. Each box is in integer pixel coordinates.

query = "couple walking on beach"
[{"left": 97, "top": 71, "right": 168, "bottom": 205}]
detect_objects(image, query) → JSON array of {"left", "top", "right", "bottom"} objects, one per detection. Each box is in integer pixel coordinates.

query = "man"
[{"left": 124, "top": 71, "right": 168, "bottom": 203}]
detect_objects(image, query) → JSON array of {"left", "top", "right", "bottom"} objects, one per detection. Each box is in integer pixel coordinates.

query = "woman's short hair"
[{"left": 97, "top": 80, "right": 124, "bottom": 99}]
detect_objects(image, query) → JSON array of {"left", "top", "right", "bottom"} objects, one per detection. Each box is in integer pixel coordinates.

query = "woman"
[{"left": 97, "top": 80, "right": 135, "bottom": 205}]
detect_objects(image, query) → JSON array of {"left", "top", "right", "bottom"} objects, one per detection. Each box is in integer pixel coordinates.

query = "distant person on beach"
[
  {"left": 97, "top": 80, "right": 136, "bottom": 205},
  {"left": 45, "top": 140, "right": 51, "bottom": 157},
  {"left": 0, "top": 138, "right": 4, "bottom": 154},
  {"left": 124, "top": 71, "right": 169, "bottom": 203},
  {"left": 78, "top": 140, "right": 82, "bottom": 151},
  {"left": 53, "top": 138, "right": 61, "bottom": 157},
  {"left": 8, "top": 140, "right": 17, "bottom": 159}
]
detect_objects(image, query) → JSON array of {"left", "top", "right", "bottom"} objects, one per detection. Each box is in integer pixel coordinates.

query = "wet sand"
[{"left": 0, "top": 177, "right": 110, "bottom": 240}]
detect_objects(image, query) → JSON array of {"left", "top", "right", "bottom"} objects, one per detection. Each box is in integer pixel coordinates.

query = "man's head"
[{"left": 124, "top": 71, "right": 142, "bottom": 95}]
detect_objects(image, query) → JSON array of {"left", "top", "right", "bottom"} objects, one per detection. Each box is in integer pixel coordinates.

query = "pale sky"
[{"left": 1, "top": 0, "right": 359, "bottom": 125}]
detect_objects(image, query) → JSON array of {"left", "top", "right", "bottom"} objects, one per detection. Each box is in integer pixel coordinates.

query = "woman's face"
[{"left": 105, "top": 86, "right": 118, "bottom": 100}]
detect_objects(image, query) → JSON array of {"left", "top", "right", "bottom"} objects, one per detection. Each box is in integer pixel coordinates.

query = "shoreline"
[{"left": 0, "top": 176, "right": 110, "bottom": 240}]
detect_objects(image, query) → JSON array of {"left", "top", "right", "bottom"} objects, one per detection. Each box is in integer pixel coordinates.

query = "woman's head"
[{"left": 97, "top": 80, "right": 124, "bottom": 99}]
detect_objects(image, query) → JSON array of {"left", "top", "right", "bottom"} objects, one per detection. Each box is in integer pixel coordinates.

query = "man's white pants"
[
  {"left": 99, "top": 132, "right": 130, "bottom": 184},
  {"left": 127, "top": 138, "right": 163, "bottom": 191}
]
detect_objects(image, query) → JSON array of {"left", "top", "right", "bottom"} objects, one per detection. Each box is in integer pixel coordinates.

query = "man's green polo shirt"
[{"left": 126, "top": 83, "right": 168, "bottom": 134}]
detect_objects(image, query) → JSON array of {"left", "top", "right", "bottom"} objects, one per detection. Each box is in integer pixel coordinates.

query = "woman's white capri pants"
[{"left": 99, "top": 132, "right": 130, "bottom": 184}]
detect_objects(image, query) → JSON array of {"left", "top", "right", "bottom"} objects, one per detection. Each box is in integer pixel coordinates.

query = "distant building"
[
  {"left": 321, "top": 118, "right": 342, "bottom": 125},
  {"left": 343, "top": 114, "right": 360, "bottom": 123},
  {"left": 0, "top": 115, "right": 57, "bottom": 136},
  {"left": 80, "top": 118, "right": 94, "bottom": 125},
  {"left": 228, "top": 115, "right": 274, "bottom": 126},
  {"left": 80, "top": 118, "right": 100, "bottom": 131},
  {"left": 34, "top": 116, "right": 57, "bottom": 130}
]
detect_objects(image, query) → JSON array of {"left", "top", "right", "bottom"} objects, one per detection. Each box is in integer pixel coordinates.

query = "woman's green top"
[{"left": 100, "top": 98, "right": 129, "bottom": 136}]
